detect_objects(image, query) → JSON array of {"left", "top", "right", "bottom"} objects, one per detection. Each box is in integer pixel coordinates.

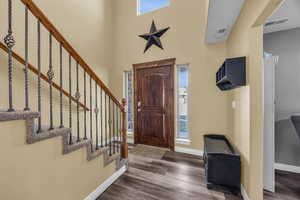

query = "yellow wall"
[
  {"left": 0, "top": 0, "right": 113, "bottom": 82},
  {"left": 110, "top": 0, "right": 230, "bottom": 150},
  {"left": 110, "top": 0, "right": 283, "bottom": 199},
  {"left": 0, "top": 0, "right": 119, "bottom": 199},
  {"left": 0, "top": 0, "right": 285, "bottom": 199},
  {"left": 226, "top": 0, "right": 283, "bottom": 199},
  {"left": 0, "top": 0, "right": 117, "bottom": 139},
  {"left": 0, "top": 120, "right": 116, "bottom": 200}
]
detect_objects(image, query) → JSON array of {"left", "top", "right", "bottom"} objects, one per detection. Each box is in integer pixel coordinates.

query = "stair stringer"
[{"left": 0, "top": 111, "right": 124, "bottom": 169}]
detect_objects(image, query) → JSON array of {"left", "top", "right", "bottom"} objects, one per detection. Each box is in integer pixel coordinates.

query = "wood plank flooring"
[
  {"left": 97, "top": 145, "right": 300, "bottom": 200},
  {"left": 264, "top": 170, "right": 300, "bottom": 200},
  {"left": 98, "top": 146, "right": 241, "bottom": 200}
]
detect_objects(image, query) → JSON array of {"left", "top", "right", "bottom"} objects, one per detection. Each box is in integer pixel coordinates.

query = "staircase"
[{"left": 0, "top": 0, "right": 128, "bottom": 199}]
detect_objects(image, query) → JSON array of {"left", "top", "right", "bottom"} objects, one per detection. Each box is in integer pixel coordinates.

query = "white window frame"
[
  {"left": 176, "top": 64, "right": 191, "bottom": 145},
  {"left": 123, "top": 71, "right": 134, "bottom": 136},
  {"left": 137, "top": 0, "right": 141, "bottom": 15},
  {"left": 137, "top": 0, "right": 171, "bottom": 16}
]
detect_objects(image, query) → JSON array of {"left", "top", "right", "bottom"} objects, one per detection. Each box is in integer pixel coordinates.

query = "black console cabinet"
[{"left": 204, "top": 134, "right": 241, "bottom": 193}]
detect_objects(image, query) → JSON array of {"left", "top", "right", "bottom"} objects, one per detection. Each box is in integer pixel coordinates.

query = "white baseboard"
[
  {"left": 241, "top": 184, "right": 250, "bottom": 200},
  {"left": 84, "top": 166, "right": 127, "bottom": 200},
  {"left": 175, "top": 138, "right": 191, "bottom": 145},
  {"left": 174, "top": 146, "right": 203, "bottom": 156},
  {"left": 127, "top": 138, "right": 134, "bottom": 144},
  {"left": 275, "top": 163, "right": 300, "bottom": 174}
]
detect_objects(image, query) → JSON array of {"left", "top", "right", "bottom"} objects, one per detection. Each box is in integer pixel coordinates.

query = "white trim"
[
  {"left": 175, "top": 138, "right": 191, "bottom": 145},
  {"left": 136, "top": 0, "right": 141, "bottom": 15},
  {"left": 84, "top": 166, "right": 127, "bottom": 200},
  {"left": 175, "top": 146, "right": 203, "bottom": 156},
  {"left": 127, "top": 138, "right": 134, "bottom": 144},
  {"left": 241, "top": 184, "right": 250, "bottom": 200},
  {"left": 275, "top": 163, "right": 300, "bottom": 174}
]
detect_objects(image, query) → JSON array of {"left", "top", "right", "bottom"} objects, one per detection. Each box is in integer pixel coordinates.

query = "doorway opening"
[{"left": 263, "top": 0, "right": 300, "bottom": 199}]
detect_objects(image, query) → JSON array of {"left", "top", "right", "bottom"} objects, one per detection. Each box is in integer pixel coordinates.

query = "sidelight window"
[
  {"left": 137, "top": 0, "right": 171, "bottom": 15},
  {"left": 124, "top": 71, "right": 134, "bottom": 135},
  {"left": 177, "top": 64, "right": 190, "bottom": 142}
]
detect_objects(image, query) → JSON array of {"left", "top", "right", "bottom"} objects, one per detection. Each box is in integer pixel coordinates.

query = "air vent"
[
  {"left": 265, "top": 18, "right": 288, "bottom": 27},
  {"left": 218, "top": 28, "right": 227, "bottom": 34}
]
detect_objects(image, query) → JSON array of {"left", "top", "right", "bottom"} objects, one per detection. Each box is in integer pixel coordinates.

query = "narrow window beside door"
[
  {"left": 177, "top": 64, "right": 190, "bottom": 144},
  {"left": 124, "top": 71, "right": 134, "bottom": 135}
]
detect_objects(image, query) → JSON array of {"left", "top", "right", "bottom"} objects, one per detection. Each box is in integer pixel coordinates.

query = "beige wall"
[
  {"left": 0, "top": 120, "right": 116, "bottom": 200},
  {"left": 110, "top": 0, "right": 283, "bottom": 199},
  {"left": 0, "top": 0, "right": 285, "bottom": 200},
  {"left": 0, "top": 1, "right": 119, "bottom": 199},
  {"left": 0, "top": 0, "right": 113, "bottom": 82},
  {"left": 0, "top": 0, "right": 117, "bottom": 138},
  {"left": 226, "top": 0, "right": 283, "bottom": 199},
  {"left": 110, "top": 0, "right": 230, "bottom": 150}
]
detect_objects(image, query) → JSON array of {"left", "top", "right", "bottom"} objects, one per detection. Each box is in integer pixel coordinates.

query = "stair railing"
[{"left": 2, "top": 0, "right": 128, "bottom": 158}]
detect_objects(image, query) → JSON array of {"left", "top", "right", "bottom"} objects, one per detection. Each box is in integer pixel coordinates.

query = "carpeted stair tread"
[{"left": 0, "top": 111, "right": 126, "bottom": 170}]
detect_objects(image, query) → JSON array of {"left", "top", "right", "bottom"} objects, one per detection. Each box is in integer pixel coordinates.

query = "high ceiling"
[{"left": 264, "top": 0, "right": 300, "bottom": 34}]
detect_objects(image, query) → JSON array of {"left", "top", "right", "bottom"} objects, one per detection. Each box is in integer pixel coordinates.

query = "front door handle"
[{"left": 137, "top": 101, "right": 141, "bottom": 112}]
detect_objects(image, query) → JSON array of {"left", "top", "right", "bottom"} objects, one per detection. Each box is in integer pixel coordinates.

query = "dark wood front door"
[{"left": 133, "top": 58, "right": 175, "bottom": 150}]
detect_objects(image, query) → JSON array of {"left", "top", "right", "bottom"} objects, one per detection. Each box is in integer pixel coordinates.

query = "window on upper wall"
[
  {"left": 137, "top": 0, "right": 171, "bottom": 15},
  {"left": 124, "top": 71, "right": 134, "bottom": 135},
  {"left": 177, "top": 64, "right": 190, "bottom": 142}
]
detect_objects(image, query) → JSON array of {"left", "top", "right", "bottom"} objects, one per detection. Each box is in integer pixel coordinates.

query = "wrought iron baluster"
[
  {"left": 95, "top": 82, "right": 99, "bottom": 150},
  {"left": 109, "top": 98, "right": 112, "bottom": 156},
  {"left": 90, "top": 76, "right": 93, "bottom": 151},
  {"left": 24, "top": 6, "right": 29, "bottom": 111},
  {"left": 119, "top": 107, "right": 122, "bottom": 153},
  {"left": 83, "top": 71, "right": 87, "bottom": 140},
  {"left": 59, "top": 43, "right": 63, "bottom": 128},
  {"left": 37, "top": 20, "right": 42, "bottom": 133},
  {"left": 113, "top": 103, "right": 115, "bottom": 154},
  {"left": 5, "top": 0, "right": 15, "bottom": 112},
  {"left": 105, "top": 94, "right": 107, "bottom": 147},
  {"left": 75, "top": 62, "right": 81, "bottom": 142},
  {"left": 100, "top": 88, "right": 103, "bottom": 147},
  {"left": 47, "top": 33, "right": 54, "bottom": 130},
  {"left": 68, "top": 55, "right": 73, "bottom": 144},
  {"left": 119, "top": 108, "right": 122, "bottom": 153}
]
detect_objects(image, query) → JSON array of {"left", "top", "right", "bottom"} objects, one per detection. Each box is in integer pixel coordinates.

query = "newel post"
[{"left": 121, "top": 98, "right": 128, "bottom": 159}]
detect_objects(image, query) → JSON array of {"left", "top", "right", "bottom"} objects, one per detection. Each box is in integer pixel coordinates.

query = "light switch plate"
[{"left": 232, "top": 101, "right": 236, "bottom": 109}]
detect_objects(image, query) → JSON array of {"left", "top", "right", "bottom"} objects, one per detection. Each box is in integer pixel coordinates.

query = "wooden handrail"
[
  {"left": 20, "top": 0, "right": 124, "bottom": 111},
  {"left": 0, "top": 42, "right": 90, "bottom": 111}
]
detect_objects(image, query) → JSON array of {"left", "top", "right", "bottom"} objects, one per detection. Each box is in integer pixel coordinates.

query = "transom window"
[
  {"left": 137, "top": 0, "right": 171, "bottom": 15},
  {"left": 177, "top": 64, "right": 189, "bottom": 140}
]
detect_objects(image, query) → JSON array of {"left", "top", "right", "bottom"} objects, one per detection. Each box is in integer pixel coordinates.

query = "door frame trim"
[{"left": 133, "top": 58, "right": 176, "bottom": 151}]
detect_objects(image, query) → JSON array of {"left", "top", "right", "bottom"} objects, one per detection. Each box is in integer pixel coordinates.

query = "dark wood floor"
[
  {"left": 264, "top": 170, "right": 300, "bottom": 200},
  {"left": 97, "top": 146, "right": 300, "bottom": 200},
  {"left": 98, "top": 147, "right": 241, "bottom": 200}
]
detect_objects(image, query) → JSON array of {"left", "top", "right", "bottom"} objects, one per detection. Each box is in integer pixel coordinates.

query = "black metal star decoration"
[{"left": 139, "top": 20, "right": 170, "bottom": 53}]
